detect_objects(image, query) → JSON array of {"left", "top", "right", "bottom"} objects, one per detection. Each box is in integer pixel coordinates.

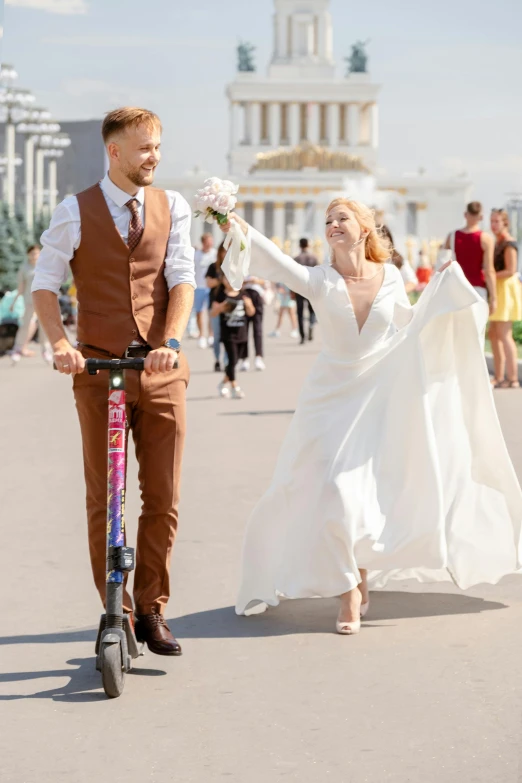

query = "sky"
[{"left": 2, "top": 0, "right": 522, "bottom": 212}]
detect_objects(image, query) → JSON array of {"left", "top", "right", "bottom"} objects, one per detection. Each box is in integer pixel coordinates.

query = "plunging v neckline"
[{"left": 331, "top": 264, "right": 387, "bottom": 336}]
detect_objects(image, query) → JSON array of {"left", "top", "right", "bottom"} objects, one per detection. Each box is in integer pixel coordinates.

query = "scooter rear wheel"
[{"left": 100, "top": 641, "right": 125, "bottom": 698}]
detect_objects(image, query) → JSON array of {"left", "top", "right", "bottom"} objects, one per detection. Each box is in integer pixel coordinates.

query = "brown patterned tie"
[{"left": 125, "top": 198, "right": 144, "bottom": 252}]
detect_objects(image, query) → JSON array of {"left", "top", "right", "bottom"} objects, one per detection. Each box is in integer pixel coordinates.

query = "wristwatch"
[{"left": 164, "top": 338, "right": 181, "bottom": 352}]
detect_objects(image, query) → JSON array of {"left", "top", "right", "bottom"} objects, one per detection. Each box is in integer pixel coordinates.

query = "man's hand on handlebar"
[
  {"left": 144, "top": 346, "right": 179, "bottom": 375},
  {"left": 53, "top": 337, "right": 85, "bottom": 375}
]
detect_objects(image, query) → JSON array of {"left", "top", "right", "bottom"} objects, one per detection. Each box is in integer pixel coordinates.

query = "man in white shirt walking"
[
  {"left": 32, "top": 107, "right": 196, "bottom": 656},
  {"left": 192, "top": 233, "right": 217, "bottom": 348}
]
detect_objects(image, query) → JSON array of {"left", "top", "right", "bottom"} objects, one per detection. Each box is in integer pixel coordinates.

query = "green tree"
[
  {"left": 0, "top": 203, "right": 32, "bottom": 291},
  {"left": 33, "top": 210, "right": 50, "bottom": 245},
  {"left": 0, "top": 206, "right": 15, "bottom": 291}
]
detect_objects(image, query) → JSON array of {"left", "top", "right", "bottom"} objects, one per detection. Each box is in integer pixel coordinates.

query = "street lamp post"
[
  {"left": 0, "top": 153, "right": 22, "bottom": 201},
  {"left": 17, "top": 112, "right": 60, "bottom": 232},
  {"left": 0, "top": 64, "right": 35, "bottom": 217},
  {"left": 36, "top": 132, "right": 71, "bottom": 217}
]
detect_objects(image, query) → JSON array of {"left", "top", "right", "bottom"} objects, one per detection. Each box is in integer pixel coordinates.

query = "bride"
[{"left": 222, "top": 199, "right": 522, "bottom": 635}]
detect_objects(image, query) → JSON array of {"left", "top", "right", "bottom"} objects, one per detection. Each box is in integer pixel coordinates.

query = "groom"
[{"left": 32, "top": 107, "right": 196, "bottom": 655}]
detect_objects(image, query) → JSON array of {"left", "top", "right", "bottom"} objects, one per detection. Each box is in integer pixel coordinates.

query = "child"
[
  {"left": 210, "top": 270, "right": 255, "bottom": 399},
  {"left": 238, "top": 275, "right": 266, "bottom": 372}
]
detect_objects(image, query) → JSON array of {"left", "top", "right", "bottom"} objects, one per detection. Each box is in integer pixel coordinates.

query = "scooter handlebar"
[{"left": 85, "top": 358, "right": 145, "bottom": 375}]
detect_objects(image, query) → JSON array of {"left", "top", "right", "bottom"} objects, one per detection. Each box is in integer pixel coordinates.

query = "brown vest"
[{"left": 71, "top": 184, "right": 171, "bottom": 357}]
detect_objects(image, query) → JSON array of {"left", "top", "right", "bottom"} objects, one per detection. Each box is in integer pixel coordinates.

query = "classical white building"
[{"left": 169, "top": 0, "right": 472, "bottom": 261}]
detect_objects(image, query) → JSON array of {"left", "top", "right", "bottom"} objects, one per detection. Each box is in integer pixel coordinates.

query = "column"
[
  {"left": 250, "top": 102, "right": 261, "bottom": 146},
  {"left": 370, "top": 102, "right": 379, "bottom": 148},
  {"left": 348, "top": 103, "right": 360, "bottom": 147},
  {"left": 269, "top": 103, "right": 281, "bottom": 147},
  {"left": 5, "top": 121, "right": 16, "bottom": 217},
  {"left": 359, "top": 104, "right": 371, "bottom": 145},
  {"left": 327, "top": 103, "right": 340, "bottom": 149},
  {"left": 309, "top": 103, "right": 320, "bottom": 144},
  {"left": 341, "top": 104, "right": 350, "bottom": 144},
  {"left": 230, "top": 102, "right": 241, "bottom": 147},
  {"left": 273, "top": 202, "right": 285, "bottom": 241},
  {"left": 24, "top": 136, "right": 35, "bottom": 233},
  {"left": 294, "top": 202, "right": 306, "bottom": 238},
  {"left": 48, "top": 158, "right": 58, "bottom": 212},
  {"left": 277, "top": 13, "right": 288, "bottom": 58},
  {"left": 244, "top": 103, "right": 252, "bottom": 145},
  {"left": 289, "top": 103, "right": 300, "bottom": 146},
  {"left": 35, "top": 147, "right": 45, "bottom": 217},
  {"left": 253, "top": 202, "right": 265, "bottom": 235},
  {"left": 317, "top": 13, "right": 326, "bottom": 58}
]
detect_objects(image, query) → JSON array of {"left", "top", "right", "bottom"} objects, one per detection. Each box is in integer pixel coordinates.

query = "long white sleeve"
[
  {"left": 33, "top": 197, "right": 80, "bottom": 294},
  {"left": 248, "top": 228, "right": 321, "bottom": 300}
]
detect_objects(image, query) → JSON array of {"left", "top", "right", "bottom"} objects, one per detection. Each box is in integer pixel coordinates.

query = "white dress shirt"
[{"left": 32, "top": 173, "right": 196, "bottom": 294}]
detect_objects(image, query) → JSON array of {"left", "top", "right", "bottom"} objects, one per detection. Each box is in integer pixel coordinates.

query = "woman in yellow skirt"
[{"left": 489, "top": 209, "right": 521, "bottom": 388}]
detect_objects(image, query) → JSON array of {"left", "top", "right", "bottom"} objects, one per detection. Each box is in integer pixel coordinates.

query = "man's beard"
[{"left": 124, "top": 163, "right": 155, "bottom": 187}]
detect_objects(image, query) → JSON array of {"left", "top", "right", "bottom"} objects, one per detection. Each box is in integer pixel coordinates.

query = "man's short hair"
[
  {"left": 299, "top": 238, "right": 309, "bottom": 250},
  {"left": 27, "top": 243, "right": 41, "bottom": 253},
  {"left": 466, "top": 201, "right": 482, "bottom": 216},
  {"left": 102, "top": 107, "right": 162, "bottom": 144},
  {"left": 201, "top": 233, "right": 213, "bottom": 243}
]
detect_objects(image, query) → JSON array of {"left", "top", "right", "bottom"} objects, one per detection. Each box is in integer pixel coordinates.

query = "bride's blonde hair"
[{"left": 326, "top": 198, "right": 391, "bottom": 265}]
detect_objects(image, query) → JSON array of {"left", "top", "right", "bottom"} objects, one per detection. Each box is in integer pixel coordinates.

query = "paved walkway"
[{"left": 1, "top": 332, "right": 522, "bottom": 783}]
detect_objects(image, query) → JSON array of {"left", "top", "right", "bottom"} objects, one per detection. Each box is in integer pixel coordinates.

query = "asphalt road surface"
[{"left": 1, "top": 330, "right": 521, "bottom": 783}]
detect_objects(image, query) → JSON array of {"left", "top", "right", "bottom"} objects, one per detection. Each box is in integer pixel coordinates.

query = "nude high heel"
[
  {"left": 360, "top": 601, "right": 369, "bottom": 618},
  {"left": 336, "top": 617, "right": 361, "bottom": 635},
  {"left": 336, "top": 593, "right": 363, "bottom": 635}
]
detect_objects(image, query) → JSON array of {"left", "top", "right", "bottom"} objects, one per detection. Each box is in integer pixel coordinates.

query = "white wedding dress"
[{"left": 232, "top": 229, "right": 522, "bottom": 616}]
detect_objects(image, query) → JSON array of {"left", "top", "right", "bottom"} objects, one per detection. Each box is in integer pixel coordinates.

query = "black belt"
[{"left": 79, "top": 343, "right": 152, "bottom": 359}]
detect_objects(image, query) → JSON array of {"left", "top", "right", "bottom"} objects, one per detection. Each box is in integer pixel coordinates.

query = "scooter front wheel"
[{"left": 100, "top": 641, "right": 125, "bottom": 698}]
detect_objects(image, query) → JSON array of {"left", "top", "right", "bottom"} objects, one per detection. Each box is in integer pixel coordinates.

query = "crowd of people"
[
  {"left": 181, "top": 232, "right": 321, "bottom": 399},
  {"left": 178, "top": 201, "right": 520, "bottom": 399},
  {"left": 1, "top": 202, "right": 520, "bottom": 397}
]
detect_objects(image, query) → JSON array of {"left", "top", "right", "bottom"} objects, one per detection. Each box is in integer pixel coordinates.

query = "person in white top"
[
  {"left": 221, "top": 200, "right": 522, "bottom": 637},
  {"left": 192, "top": 234, "right": 217, "bottom": 348},
  {"left": 10, "top": 243, "right": 52, "bottom": 363},
  {"left": 32, "top": 107, "right": 196, "bottom": 656},
  {"left": 33, "top": 176, "right": 195, "bottom": 297}
]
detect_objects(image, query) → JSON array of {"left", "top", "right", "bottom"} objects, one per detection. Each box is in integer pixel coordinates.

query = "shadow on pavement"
[
  {"left": 0, "top": 657, "right": 167, "bottom": 702},
  {"left": 0, "top": 627, "right": 97, "bottom": 646},
  {"left": 0, "top": 593, "right": 507, "bottom": 648},
  {"left": 218, "top": 410, "right": 295, "bottom": 417},
  {"left": 170, "top": 591, "right": 507, "bottom": 638}
]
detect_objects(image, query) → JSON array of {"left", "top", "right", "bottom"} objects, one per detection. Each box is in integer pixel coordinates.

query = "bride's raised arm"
[{"left": 222, "top": 213, "right": 320, "bottom": 300}]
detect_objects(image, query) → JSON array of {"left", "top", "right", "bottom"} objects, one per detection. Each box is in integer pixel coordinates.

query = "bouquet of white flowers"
[
  {"left": 194, "top": 177, "right": 239, "bottom": 226},
  {"left": 194, "top": 177, "right": 249, "bottom": 290}
]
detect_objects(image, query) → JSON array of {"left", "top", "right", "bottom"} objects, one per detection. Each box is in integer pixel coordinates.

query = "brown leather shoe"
[{"left": 135, "top": 613, "right": 182, "bottom": 656}]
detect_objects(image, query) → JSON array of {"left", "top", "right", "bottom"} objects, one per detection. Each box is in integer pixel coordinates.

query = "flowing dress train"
[{"left": 232, "top": 229, "right": 522, "bottom": 615}]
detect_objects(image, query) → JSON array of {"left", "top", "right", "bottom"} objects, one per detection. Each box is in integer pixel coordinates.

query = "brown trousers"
[{"left": 73, "top": 348, "right": 189, "bottom": 615}]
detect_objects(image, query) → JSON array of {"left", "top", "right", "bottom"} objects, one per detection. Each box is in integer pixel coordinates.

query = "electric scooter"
[{"left": 88, "top": 357, "right": 146, "bottom": 698}]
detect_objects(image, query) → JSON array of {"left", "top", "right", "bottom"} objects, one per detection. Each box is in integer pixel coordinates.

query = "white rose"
[
  {"left": 216, "top": 193, "right": 236, "bottom": 214},
  {"left": 221, "top": 180, "right": 239, "bottom": 195}
]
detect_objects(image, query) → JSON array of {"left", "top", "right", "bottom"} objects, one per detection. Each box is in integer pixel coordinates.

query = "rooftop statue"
[
  {"left": 345, "top": 40, "right": 369, "bottom": 74},
  {"left": 237, "top": 41, "right": 256, "bottom": 72}
]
